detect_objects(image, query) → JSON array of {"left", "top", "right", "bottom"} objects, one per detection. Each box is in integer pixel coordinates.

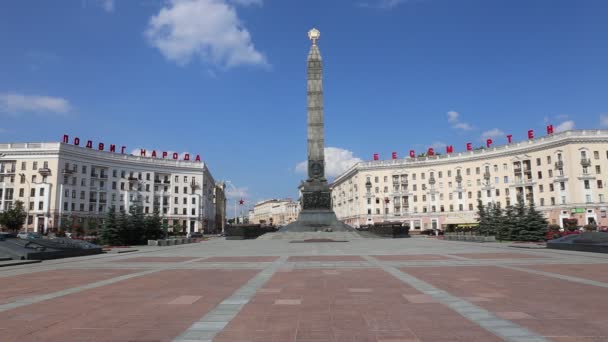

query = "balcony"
[
  {"left": 483, "top": 172, "right": 491, "bottom": 180},
  {"left": 91, "top": 173, "right": 99, "bottom": 178},
  {"left": 62, "top": 168, "right": 74, "bottom": 174},
  {"left": 100, "top": 174, "right": 108, "bottom": 179},
  {"left": 163, "top": 180, "right": 171, "bottom": 184},
  {"left": 154, "top": 179, "right": 161, "bottom": 184},
  {"left": 128, "top": 177, "right": 138, "bottom": 183},
  {"left": 38, "top": 168, "right": 51, "bottom": 176},
  {"left": 581, "top": 158, "right": 591, "bottom": 167},
  {"left": 555, "top": 160, "right": 564, "bottom": 170}
]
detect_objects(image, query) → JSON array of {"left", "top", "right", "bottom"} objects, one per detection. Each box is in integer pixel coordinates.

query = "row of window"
[
  {"left": 20, "top": 161, "right": 49, "bottom": 171},
  {"left": 358, "top": 193, "right": 606, "bottom": 216},
  {"left": 62, "top": 202, "right": 198, "bottom": 216},
  {"left": 63, "top": 162, "right": 196, "bottom": 184}
]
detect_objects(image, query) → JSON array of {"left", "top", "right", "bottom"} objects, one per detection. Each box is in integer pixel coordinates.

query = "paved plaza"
[{"left": 0, "top": 237, "right": 608, "bottom": 341}]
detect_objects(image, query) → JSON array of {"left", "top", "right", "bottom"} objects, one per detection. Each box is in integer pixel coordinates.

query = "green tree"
[
  {"left": 172, "top": 223, "right": 184, "bottom": 236},
  {"left": 100, "top": 207, "right": 121, "bottom": 245},
  {"left": 518, "top": 202, "right": 548, "bottom": 241},
  {"left": 143, "top": 210, "right": 164, "bottom": 241},
  {"left": 86, "top": 217, "right": 99, "bottom": 236},
  {"left": 117, "top": 210, "right": 130, "bottom": 245},
  {"left": 0, "top": 200, "right": 27, "bottom": 232},
  {"left": 476, "top": 200, "right": 490, "bottom": 235},
  {"left": 509, "top": 196, "right": 527, "bottom": 240},
  {"left": 128, "top": 205, "right": 145, "bottom": 244},
  {"left": 497, "top": 205, "right": 513, "bottom": 241},
  {"left": 60, "top": 215, "right": 73, "bottom": 233},
  {"left": 487, "top": 202, "right": 503, "bottom": 237}
]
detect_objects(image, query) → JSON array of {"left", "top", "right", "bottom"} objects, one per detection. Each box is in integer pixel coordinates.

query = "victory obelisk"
[{"left": 280, "top": 28, "right": 355, "bottom": 232}]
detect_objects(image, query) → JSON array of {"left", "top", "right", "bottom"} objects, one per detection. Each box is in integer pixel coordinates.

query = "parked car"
[
  {"left": 188, "top": 232, "right": 203, "bottom": 238},
  {"left": 17, "top": 232, "right": 42, "bottom": 240}
]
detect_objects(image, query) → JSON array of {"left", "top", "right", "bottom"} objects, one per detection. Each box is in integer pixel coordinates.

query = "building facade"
[
  {"left": 0, "top": 142, "right": 219, "bottom": 233},
  {"left": 250, "top": 199, "right": 300, "bottom": 226},
  {"left": 331, "top": 130, "right": 608, "bottom": 232}
]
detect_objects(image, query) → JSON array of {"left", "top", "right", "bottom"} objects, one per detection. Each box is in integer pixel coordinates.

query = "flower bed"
[{"left": 545, "top": 230, "right": 580, "bottom": 241}]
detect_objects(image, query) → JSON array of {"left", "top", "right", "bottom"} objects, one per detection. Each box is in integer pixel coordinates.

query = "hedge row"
[{"left": 225, "top": 224, "right": 278, "bottom": 239}]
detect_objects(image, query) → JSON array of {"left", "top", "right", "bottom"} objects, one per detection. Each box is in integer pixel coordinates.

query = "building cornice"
[
  {"left": 332, "top": 130, "right": 608, "bottom": 186},
  {"left": 0, "top": 142, "right": 209, "bottom": 174}
]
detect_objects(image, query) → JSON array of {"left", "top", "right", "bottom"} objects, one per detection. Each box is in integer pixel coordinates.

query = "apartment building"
[
  {"left": 0, "top": 142, "right": 219, "bottom": 233},
  {"left": 331, "top": 130, "right": 608, "bottom": 231},
  {"left": 250, "top": 199, "right": 300, "bottom": 226}
]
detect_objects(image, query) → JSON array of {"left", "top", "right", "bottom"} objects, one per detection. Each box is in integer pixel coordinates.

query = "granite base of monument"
[
  {"left": 547, "top": 232, "right": 608, "bottom": 254},
  {"left": 279, "top": 209, "right": 356, "bottom": 232},
  {"left": 278, "top": 184, "right": 357, "bottom": 233}
]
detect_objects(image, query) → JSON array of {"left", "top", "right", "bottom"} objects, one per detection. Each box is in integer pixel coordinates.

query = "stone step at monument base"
[{"left": 256, "top": 231, "right": 367, "bottom": 241}]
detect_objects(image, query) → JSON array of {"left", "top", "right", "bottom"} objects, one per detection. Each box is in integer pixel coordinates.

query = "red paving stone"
[
  {"left": 0, "top": 269, "right": 258, "bottom": 342},
  {"left": 521, "top": 263, "right": 608, "bottom": 284},
  {"left": 215, "top": 268, "right": 502, "bottom": 342},
  {"left": 402, "top": 266, "right": 608, "bottom": 340},
  {"left": 202, "top": 256, "right": 279, "bottom": 262},
  {"left": 114, "top": 256, "right": 197, "bottom": 262},
  {"left": 0, "top": 269, "right": 138, "bottom": 305},
  {"left": 372, "top": 254, "right": 452, "bottom": 261},
  {"left": 449, "top": 252, "right": 547, "bottom": 259},
  {"left": 287, "top": 255, "right": 364, "bottom": 262}
]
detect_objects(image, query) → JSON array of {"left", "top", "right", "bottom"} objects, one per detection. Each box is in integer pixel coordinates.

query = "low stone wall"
[
  {"left": 225, "top": 225, "right": 278, "bottom": 240},
  {"left": 147, "top": 238, "right": 194, "bottom": 246},
  {"left": 444, "top": 233, "right": 496, "bottom": 242}
]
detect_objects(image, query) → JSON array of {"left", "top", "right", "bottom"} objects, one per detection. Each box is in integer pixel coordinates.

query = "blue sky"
[{"left": 1, "top": 0, "right": 608, "bottom": 213}]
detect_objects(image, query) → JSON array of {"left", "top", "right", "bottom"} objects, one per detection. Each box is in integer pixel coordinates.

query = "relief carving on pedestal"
[{"left": 302, "top": 191, "right": 331, "bottom": 210}]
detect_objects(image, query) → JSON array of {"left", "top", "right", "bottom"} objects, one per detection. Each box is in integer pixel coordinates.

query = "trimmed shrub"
[{"left": 370, "top": 222, "right": 410, "bottom": 238}]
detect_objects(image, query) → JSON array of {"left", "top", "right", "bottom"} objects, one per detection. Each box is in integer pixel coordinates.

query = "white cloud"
[
  {"left": 481, "top": 128, "right": 505, "bottom": 140},
  {"left": 555, "top": 120, "right": 575, "bottom": 133},
  {"left": 0, "top": 93, "right": 71, "bottom": 115},
  {"left": 430, "top": 141, "right": 447, "bottom": 149},
  {"left": 358, "top": 0, "right": 406, "bottom": 9},
  {"left": 145, "top": 0, "right": 268, "bottom": 69},
  {"left": 447, "top": 111, "right": 459, "bottom": 123},
  {"left": 446, "top": 110, "right": 473, "bottom": 131},
  {"left": 295, "top": 147, "right": 362, "bottom": 179},
  {"left": 226, "top": 185, "right": 249, "bottom": 199},
  {"left": 452, "top": 122, "right": 473, "bottom": 131},
  {"left": 600, "top": 114, "right": 608, "bottom": 127},
  {"left": 100, "top": 0, "right": 114, "bottom": 12},
  {"left": 230, "top": 0, "right": 262, "bottom": 6}
]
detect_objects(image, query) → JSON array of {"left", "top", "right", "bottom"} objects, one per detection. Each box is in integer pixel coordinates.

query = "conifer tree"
[
  {"left": 128, "top": 205, "right": 145, "bottom": 245},
  {"left": 117, "top": 209, "right": 130, "bottom": 245},
  {"left": 488, "top": 202, "right": 503, "bottom": 238},
  {"left": 476, "top": 200, "right": 489, "bottom": 235},
  {"left": 497, "top": 204, "right": 512, "bottom": 241},
  {"left": 0, "top": 200, "right": 27, "bottom": 232},
  {"left": 100, "top": 207, "right": 121, "bottom": 246},
  {"left": 518, "top": 201, "right": 549, "bottom": 241},
  {"left": 143, "top": 210, "right": 164, "bottom": 241},
  {"left": 510, "top": 196, "right": 527, "bottom": 240}
]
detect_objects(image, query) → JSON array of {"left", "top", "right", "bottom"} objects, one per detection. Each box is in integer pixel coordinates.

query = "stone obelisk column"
[
  {"left": 279, "top": 28, "right": 355, "bottom": 232},
  {"left": 306, "top": 28, "right": 326, "bottom": 183}
]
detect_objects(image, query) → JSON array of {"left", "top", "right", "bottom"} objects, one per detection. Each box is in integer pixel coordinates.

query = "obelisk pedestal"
[{"left": 280, "top": 28, "right": 355, "bottom": 233}]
